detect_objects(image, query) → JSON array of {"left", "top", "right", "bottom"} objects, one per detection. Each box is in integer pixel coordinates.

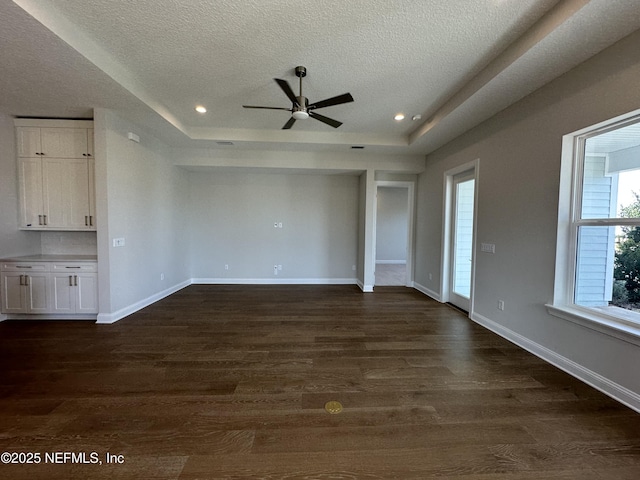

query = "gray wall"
[
  {"left": 415, "top": 30, "right": 640, "bottom": 404},
  {"left": 95, "top": 109, "right": 191, "bottom": 318},
  {"left": 376, "top": 187, "right": 408, "bottom": 263},
  {"left": 187, "top": 171, "right": 359, "bottom": 281}
]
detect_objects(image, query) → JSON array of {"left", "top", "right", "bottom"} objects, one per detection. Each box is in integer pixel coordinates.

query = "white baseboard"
[
  {"left": 356, "top": 279, "right": 374, "bottom": 292},
  {"left": 192, "top": 277, "right": 358, "bottom": 285},
  {"left": 1, "top": 314, "right": 96, "bottom": 321},
  {"left": 413, "top": 282, "right": 442, "bottom": 302},
  {"left": 376, "top": 260, "right": 407, "bottom": 265},
  {"left": 96, "top": 279, "right": 190, "bottom": 324},
  {"left": 470, "top": 311, "right": 640, "bottom": 414}
]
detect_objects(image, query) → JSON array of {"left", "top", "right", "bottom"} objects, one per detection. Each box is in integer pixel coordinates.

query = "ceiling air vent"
[{"left": 351, "top": 145, "right": 365, "bottom": 149}]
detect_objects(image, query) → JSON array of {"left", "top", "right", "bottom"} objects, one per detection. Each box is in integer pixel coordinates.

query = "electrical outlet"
[
  {"left": 498, "top": 300, "right": 505, "bottom": 311},
  {"left": 274, "top": 265, "right": 278, "bottom": 275},
  {"left": 224, "top": 264, "right": 229, "bottom": 270},
  {"left": 160, "top": 273, "right": 164, "bottom": 280},
  {"left": 112, "top": 237, "right": 125, "bottom": 247}
]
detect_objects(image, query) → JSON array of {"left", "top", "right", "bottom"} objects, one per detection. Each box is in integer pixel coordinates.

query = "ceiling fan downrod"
[{"left": 292, "top": 66, "right": 309, "bottom": 120}]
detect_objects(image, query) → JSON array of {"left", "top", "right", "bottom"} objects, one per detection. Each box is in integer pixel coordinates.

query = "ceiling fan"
[{"left": 243, "top": 66, "right": 354, "bottom": 129}]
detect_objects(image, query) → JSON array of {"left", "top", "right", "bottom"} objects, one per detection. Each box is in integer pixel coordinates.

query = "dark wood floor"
[{"left": 1, "top": 285, "right": 639, "bottom": 479}]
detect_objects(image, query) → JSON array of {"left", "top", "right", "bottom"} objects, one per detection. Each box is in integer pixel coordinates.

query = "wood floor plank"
[{"left": 0, "top": 284, "right": 639, "bottom": 479}]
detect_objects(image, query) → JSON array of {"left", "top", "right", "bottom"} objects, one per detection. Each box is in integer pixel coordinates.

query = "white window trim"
[{"left": 548, "top": 109, "right": 640, "bottom": 347}]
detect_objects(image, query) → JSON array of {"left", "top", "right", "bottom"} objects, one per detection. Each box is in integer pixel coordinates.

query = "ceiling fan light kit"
[{"left": 243, "top": 66, "right": 354, "bottom": 130}]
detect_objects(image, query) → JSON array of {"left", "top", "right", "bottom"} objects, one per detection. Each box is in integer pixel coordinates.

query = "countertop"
[{"left": 1, "top": 254, "right": 98, "bottom": 262}]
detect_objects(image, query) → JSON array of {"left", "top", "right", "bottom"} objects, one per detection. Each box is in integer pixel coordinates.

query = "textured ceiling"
[{"left": 1, "top": 0, "right": 640, "bottom": 155}]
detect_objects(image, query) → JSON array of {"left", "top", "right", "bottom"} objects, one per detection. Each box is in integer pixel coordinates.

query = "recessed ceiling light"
[
  {"left": 394, "top": 113, "right": 405, "bottom": 121},
  {"left": 195, "top": 105, "right": 207, "bottom": 113}
]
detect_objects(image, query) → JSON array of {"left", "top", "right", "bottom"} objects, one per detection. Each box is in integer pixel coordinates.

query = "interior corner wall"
[
  {"left": 186, "top": 170, "right": 359, "bottom": 282},
  {"left": 415, "top": 29, "right": 640, "bottom": 402},
  {"left": 96, "top": 110, "right": 190, "bottom": 319},
  {"left": 0, "top": 112, "right": 41, "bottom": 258}
]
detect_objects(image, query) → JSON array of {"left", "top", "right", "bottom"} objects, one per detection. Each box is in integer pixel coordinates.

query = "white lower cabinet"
[
  {"left": 51, "top": 263, "right": 98, "bottom": 314},
  {"left": 0, "top": 260, "right": 97, "bottom": 316},
  {"left": 1, "top": 266, "right": 49, "bottom": 314}
]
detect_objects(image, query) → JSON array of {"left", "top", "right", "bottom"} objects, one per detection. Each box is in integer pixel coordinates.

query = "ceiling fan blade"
[
  {"left": 308, "top": 93, "right": 354, "bottom": 110},
  {"left": 309, "top": 111, "right": 342, "bottom": 128},
  {"left": 282, "top": 117, "right": 296, "bottom": 129},
  {"left": 243, "top": 105, "right": 292, "bottom": 111},
  {"left": 275, "top": 78, "right": 299, "bottom": 106}
]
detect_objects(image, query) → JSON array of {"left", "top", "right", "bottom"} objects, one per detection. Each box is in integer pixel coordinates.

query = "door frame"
[
  {"left": 441, "top": 159, "right": 479, "bottom": 314},
  {"left": 373, "top": 181, "right": 415, "bottom": 287}
]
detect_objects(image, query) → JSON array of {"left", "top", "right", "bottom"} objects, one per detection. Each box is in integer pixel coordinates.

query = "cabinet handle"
[
  {"left": 74, "top": 275, "right": 78, "bottom": 287},
  {"left": 16, "top": 265, "right": 32, "bottom": 269},
  {"left": 24, "top": 275, "right": 29, "bottom": 286},
  {"left": 90, "top": 216, "right": 93, "bottom": 226},
  {"left": 85, "top": 216, "right": 88, "bottom": 226},
  {"left": 43, "top": 215, "right": 47, "bottom": 225},
  {"left": 83, "top": 153, "right": 87, "bottom": 157},
  {"left": 38, "top": 214, "right": 43, "bottom": 225},
  {"left": 69, "top": 275, "right": 73, "bottom": 286},
  {"left": 65, "top": 266, "right": 81, "bottom": 269},
  {"left": 19, "top": 275, "right": 24, "bottom": 286}
]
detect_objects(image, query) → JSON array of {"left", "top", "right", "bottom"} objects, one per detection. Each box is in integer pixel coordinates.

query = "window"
[{"left": 550, "top": 110, "right": 640, "bottom": 341}]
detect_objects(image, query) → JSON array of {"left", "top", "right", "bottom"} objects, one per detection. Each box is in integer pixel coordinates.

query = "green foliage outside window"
[{"left": 613, "top": 192, "right": 640, "bottom": 307}]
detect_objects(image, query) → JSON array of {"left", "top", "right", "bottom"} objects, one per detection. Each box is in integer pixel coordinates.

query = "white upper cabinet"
[
  {"left": 41, "top": 128, "right": 89, "bottom": 158},
  {"left": 16, "top": 126, "right": 93, "bottom": 158},
  {"left": 15, "top": 127, "right": 42, "bottom": 157},
  {"left": 14, "top": 119, "right": 96, "bottom": 231}
]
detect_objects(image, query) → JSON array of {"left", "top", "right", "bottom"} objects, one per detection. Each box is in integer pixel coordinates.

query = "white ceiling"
[{"left": 1, "top": 0, "right": 640, "bottom": 155}]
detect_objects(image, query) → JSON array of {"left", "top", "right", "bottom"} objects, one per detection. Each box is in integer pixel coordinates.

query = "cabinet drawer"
[
  {"left": 1, "top": 262, "right": 49, "bottom": 272},
  {"left": 51, "top": 263, "right": 97, "bottom": 273}
]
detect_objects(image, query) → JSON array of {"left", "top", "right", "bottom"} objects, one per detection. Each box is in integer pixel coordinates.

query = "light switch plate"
[{"left": 481, "top": 243, "right": 495, "bottom": 253}]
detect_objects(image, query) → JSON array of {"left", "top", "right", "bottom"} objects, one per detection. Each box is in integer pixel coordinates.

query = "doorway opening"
[{"left": 374, "top": 182, "right": 414, "bottom": 287}]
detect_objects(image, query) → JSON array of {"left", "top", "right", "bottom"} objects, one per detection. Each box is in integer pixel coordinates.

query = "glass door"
[{"left": 449, "top": 172, "right": 475, "bottom": 312}]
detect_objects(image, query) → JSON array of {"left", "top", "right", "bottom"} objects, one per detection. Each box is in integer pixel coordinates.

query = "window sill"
[{"left": 546, "top": 304, "right": 640, "bottom": 347}]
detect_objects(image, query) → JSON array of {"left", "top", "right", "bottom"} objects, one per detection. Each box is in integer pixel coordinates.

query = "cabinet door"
[
  {"left": 40, "top": 128, "right": 88, "bottom": 158},
  {"left": 51, "top": 274, "right": 76, "bottom": 313},
  {"left": 87, "top": 129, "right": 94, "bottom": 157},
  {"left": 67, "top": 159, "right": 91, "bottom": 229},
  {"left": 76, "top": 273, "right": 98, "bottom": 314},
  {"left": 88, "top": 157, "right": 96, "bottom": 229},
  {"left": 16, "top": 127, "right": 42, "bottom": 157},
  {"left": 18, "top": 158, "right": 44, "bottom": 228},
  {"left": 25, "top": 273, "right": 49, "bottom": 313},
  {"left": 1, "top": 273, "right": 27, "bottom": 313},
  {"left": 42, "top": 158, "right": 90, "bottom": 229}
]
